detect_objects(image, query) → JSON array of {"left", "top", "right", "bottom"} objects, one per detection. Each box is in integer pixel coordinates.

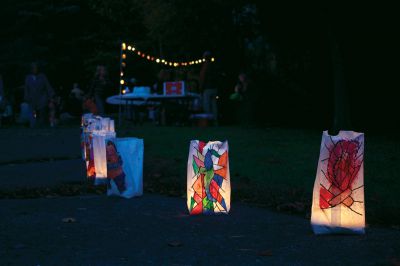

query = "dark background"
[{"left": 0, "top": 1, "right": 398, "bottom": 132}]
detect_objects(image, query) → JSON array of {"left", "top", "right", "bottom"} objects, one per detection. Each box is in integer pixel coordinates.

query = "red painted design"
[{"left": 320, "top": 139, "right": 363, "bottom": 215}]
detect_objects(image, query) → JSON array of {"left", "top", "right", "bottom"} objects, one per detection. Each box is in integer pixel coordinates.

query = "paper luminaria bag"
[
  {"left": 311, "top": 130, "right": 365, "bottom": 234},
  {"left": 106, "top": 137, "right": 144, "bottom": 198},
  {"left": 187, "top": 140, "right": 231, "bottom": 214},
  {"left": 91, "top": 131, "right": 116, "bottom": 185},
  {"left": 81, "top": 113, "right": 94, "bottom": 160},
  {"left": 82, "top": 115, "right": 115, "bottom": 184}
]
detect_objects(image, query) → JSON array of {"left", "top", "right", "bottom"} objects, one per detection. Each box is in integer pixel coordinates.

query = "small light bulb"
[
  {"left": 120, "top": 72, "right": 124, "bottom": 76},
  {"left": 120, "top": 80, "right": 125, "bottom": 85},
  {"left": 127, "top": 46, "right": 132, "bottom": 50},
  {"left": 132, "top": 47, "right": 136, "bottom": 51},
  {"left": 122, "top": 43, "right": 126, "bottom": 50},
  {"left": 211, "top": 57, "right": 215, "bottom": 62},
  {"left": 156, "top": 59, "right": 160, "bottom": 63},
  {"left": 122, "top": 54, "right": 126, "bottom": 59}
]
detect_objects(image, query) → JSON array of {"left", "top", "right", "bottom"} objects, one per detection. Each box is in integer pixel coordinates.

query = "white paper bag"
[
  {"left": 311, "top": 130, "right": 365, "bottom": 234},
  {"left": 82, "top": 114, "right": 115, "bottom": 183},
  {"left": 187, "top": 140, "right": 230, "bottom": 215},
  {"left": 81, "top": 113, "right": 94, "bottom": 160},
  {"left": 92, "top": 131, "right": 116, "bottom": 185},
  {"left": 106, "top": 138, "right": 144, "bottom": 198}
]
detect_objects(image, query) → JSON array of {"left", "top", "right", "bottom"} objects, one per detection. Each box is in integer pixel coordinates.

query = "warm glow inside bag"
[
  {"left": 311, "top": 130, "right": 365, "bottom": 234},
  {"left": 106, "top": 138, "right": 143, "bottom": 198},
  {"left": 92, "top": 131, "right": 116, "bottom": 185},
  {"left": 81, "top": 113, "right": 94, "bottom": 160},
  {"left": 83, "top": 115, "right": 115, "bottom": 182},
  {"left": 187, "top": 140, "right": 231, "bottom": 214}
]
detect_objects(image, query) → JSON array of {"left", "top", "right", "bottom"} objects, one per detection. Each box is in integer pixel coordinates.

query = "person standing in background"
[
  {"left": 199, "top": 51, "right": 218, "bottom": 123},
  {"left": 89, "top": 65, "right": 111, "bottom": 115},
  {"left": 24, "top": 63, "right": 54, "bottom": 127},
  {"left": 230, "top": 72, "right": 252, "bottom": 125}
]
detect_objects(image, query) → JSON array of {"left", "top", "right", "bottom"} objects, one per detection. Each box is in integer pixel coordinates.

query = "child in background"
[{"left": 230, "top": 72, "right": 248, "bottom": 102}]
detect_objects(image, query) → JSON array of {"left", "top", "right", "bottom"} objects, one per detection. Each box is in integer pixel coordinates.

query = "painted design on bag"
[
  {"left": 189, "top": 141, "right": 228, "bottom": 214},
  {"left": 320, "top": 138, "right": 364, "bottom": 215},
  {"left": 106, "top": 140, "right": 126, "bottom": 193},
  {"left": 87, "top": 134, "right": 96, "bottom": 179}
]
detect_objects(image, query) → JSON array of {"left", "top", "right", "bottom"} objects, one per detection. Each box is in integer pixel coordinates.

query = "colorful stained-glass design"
[{"left": 187, "top": 140, "right": 230, "bottom": 215}]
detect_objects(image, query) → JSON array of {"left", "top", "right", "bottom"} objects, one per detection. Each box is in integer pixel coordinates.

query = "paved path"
[
  {"left": 0, "top": 126, "right": 399, "bottom": 265},
  {"left": 1, "top": 194, "right": 400, "bottom": 266},
  {"left": 0, "top": 127, "right": 84, "bottom": 191},
  {"left": 0, "top": 127, "right": 80, "bottom": 163},
  {"left": 0, "top": 159, "right": 85, "bottom": 190}
]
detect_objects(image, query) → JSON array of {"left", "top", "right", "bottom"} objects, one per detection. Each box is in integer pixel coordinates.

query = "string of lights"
[{"left": 119, "top": 42, "right": 215, "bottom": 86}]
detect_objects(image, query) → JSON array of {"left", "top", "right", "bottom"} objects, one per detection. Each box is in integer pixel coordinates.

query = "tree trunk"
[{"left": 330, "top": 34, "right": 351, "bottom": 133}]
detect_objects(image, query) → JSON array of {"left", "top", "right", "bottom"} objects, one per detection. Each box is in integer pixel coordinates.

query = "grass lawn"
[{"left": 119, "top": 124, "right": 400, "bottom": 227}]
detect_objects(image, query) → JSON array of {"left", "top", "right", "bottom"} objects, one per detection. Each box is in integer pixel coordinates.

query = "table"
[{"left": 106, "top": 93, "right": 201, "bottom": 125}]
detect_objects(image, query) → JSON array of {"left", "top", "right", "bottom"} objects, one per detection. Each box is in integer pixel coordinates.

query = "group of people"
[
  {"left": 0, "top": 63, "right": 112, "bottom": 128},
  {"left": 0, "top": 52, "right": 250, "bottom": 128},
  {"left": 150, "top": 51, "right": 250, "bottom": 125}
]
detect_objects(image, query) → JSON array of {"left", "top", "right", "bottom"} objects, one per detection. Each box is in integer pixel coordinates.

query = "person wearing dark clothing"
[
  {"left": 24, "top": 63, "right": 54, "bottom": 127},
  {"left": 67, "top": 83, "right": 84, "bottom": 116},
  {"left": 199, "top": 51, "right": 218, "bottom": 122},
  {"left": 89, "top": 65, "right": 111, "bottom": 115}
]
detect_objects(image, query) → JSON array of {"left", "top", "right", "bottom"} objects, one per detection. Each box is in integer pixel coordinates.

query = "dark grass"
[
  {"left": 0, "top": 122, "right": 398, "bottom": 227},
  {"left": 118, "top": 124, "right": 400, "bottom": 227}
]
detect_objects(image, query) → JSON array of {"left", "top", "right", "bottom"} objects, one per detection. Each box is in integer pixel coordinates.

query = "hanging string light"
[
  {"left": 119, "top": 42, "right": 215, "bottom": 94},
  {"left": 120, "top": 42, "right": 215, "bottom": 68}
]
